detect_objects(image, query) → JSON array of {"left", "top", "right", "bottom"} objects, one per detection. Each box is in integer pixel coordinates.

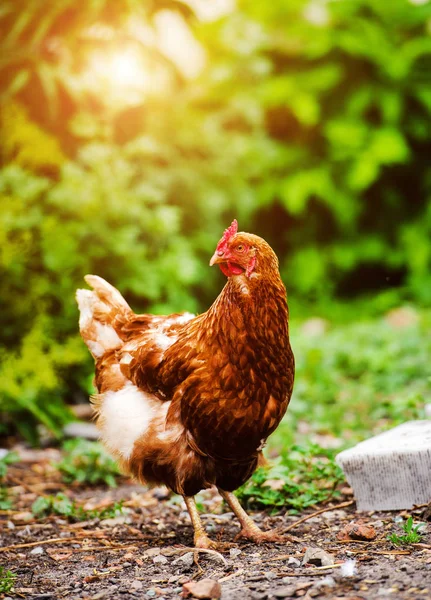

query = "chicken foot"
[
  {"left": 219, "top": 489, "right": 288, "bottom": 544},
  {"left": 184, "top": 496, "right": 219, "bottom": 549}
]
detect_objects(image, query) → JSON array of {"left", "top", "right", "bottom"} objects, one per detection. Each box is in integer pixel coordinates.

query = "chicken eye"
[{"left": 237, "top": 244, "right": 245, "bottom": 252}]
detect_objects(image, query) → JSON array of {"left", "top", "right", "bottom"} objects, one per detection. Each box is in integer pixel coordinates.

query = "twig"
[
  {"left": 219, "top": 569, "right": 244, "bottom": 582},
  {"left": 342, "top": 548, "right": 411, "bottom": 556},
  {"left": 310, "top": 562, "right": 344, "bottom": 570},
  {"left": 0, "top": 537, "right": 77, "bottom": 552},
  {"left": 283, "top": 500, "right": 354, "bottom": 532}
]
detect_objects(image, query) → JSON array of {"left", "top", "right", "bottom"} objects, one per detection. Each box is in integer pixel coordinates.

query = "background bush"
[{"left": 0, "top": 0, "right": 430, "bottom": 440}]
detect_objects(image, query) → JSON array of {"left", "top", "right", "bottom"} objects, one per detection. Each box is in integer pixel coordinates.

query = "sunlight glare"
[{"left": 87, "top": 46, "right": 150, "bottom": 107}]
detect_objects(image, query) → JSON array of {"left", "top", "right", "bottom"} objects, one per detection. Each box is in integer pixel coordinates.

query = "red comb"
[{"left": 216, "top": 219, "right": 238, "bottom": 253}]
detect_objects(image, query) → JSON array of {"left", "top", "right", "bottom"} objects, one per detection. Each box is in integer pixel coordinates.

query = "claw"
[
  {"left": 194, "top": 534, "right": 220, "bottom": 550},
  {"left": 235, "top": 527, "right": 291, "bottom": 544}
]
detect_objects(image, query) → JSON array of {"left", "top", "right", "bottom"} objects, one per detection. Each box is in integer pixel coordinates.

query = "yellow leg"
[
  {"left": 184, "top": 496, "right": 218, "bottom": 549},
  {"left": 219, "top": 489, "right": 285, "bottom": 544}
]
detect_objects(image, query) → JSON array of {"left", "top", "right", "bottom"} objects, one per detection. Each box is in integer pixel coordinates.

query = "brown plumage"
[{"left": 76, "top": 220, "right": 294, "bottom": 548}]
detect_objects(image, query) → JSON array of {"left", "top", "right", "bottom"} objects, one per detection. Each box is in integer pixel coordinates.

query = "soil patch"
[{"left": 1, "top": 449, "right": 430, "bottom": 599}]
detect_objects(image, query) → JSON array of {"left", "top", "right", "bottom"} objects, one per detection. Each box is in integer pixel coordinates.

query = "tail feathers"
[
  {"left": 76, "top": 275, "right": 131, "bottom": 359},
  {"left": 84, "top": 275, "right": 131, "bottom": 311}
]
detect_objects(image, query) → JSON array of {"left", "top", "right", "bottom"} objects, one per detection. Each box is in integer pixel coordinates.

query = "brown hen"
[{"left": 76, "top": 220, "right": 294, "bottom": 548}]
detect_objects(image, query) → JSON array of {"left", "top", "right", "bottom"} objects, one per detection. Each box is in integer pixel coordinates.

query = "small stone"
[
  {"left": 130, "top": 580, "right": 143, "bottom": 590},
  {"left": 153, "top": 555, "right": 168, "bottom": 565},
  {"left": 101, "top": 516, "right": 130, "bottom": 527},
  {"left": 229, "top": 548, "right": 242, "bottom": 559},
  {"left": 12, "top": 511, "right": 33, "bottom": 522},
  {"left": 302, "top": 547, "right": 334, "bottom": 567},
  {"left": 144, "top": 548, "right": 161, "bottom": 557},
  {"left": 337, "top": 521, "right": 377, "bottom": 541},
  {"left": 30, "top": 546, "right": 45, "bottom": 555},
  {"left": 182, "top": 578, "right": 222, "bottom": 599},
  {"left": 172, "top": 552, "right": 194, "bottom": 569},
  {"left": 271, "top": 586, "right": 295, "bottom": 598},
  {"left": 287, "top": 557, "right": 300, "bottom": 567}
]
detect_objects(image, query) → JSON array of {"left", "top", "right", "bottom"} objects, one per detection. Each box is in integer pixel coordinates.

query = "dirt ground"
[{"left": 1, "top": 448, "right": 430, "bottom": 600}]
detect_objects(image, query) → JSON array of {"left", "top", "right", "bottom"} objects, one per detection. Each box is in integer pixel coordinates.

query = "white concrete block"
[{"left": 336, "top": 421, "right": 431, "bottom": 511}]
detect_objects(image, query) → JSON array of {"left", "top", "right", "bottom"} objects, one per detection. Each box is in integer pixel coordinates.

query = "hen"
[{"left": 76, "top": 220, "right": 294, "bottom": 548}]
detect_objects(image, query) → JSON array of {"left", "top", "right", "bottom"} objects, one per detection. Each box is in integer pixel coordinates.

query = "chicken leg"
[
  {"left": 219, "top": 489, "right": 284, "bottom": 543},
  {"left": 184, "top": 496, "right": 218, "bottom": 549}
]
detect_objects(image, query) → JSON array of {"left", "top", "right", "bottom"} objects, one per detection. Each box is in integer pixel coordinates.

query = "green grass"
[
  {"left": 31, "top": 492, "right": 124, "bottom": 521},
  {"left": 387, "top": 517, "right": 423, "bottom": 547},
  {"left": 236, "top": 443, "right": 344, "bottom": 513},
  {"left": 55, "top": 439, "right": 120, "bottom": 487},
  {"left": 0, "top": 566, "right": 16, "bottom": 594}
]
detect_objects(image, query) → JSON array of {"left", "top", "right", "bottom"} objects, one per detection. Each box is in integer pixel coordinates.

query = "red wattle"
[{"left": 219, "top": 262, "right": 245, "bottom": 277}]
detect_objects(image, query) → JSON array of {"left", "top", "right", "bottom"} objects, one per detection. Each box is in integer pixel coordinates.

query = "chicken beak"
[{"left": 209, "top": 251, "right": 225, "bottom": 267}]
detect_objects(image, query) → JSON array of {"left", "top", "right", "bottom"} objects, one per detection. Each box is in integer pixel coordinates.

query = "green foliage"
[
  {"left": 236, "top": 443, "right": 344, "bottom": 513},
  {"left": 0, "top": 451, "right": 19, "bottom": 509},
  {"left": 56, "top": 439, "right": 120, "bottom": 487},
  {"left": 388, "top": 516, "right": 423, "bottom": 546},
  {"left": 0, "top": 566, "right": 16, "bottom": 594},
  {"left": 31, "top": 492, "right": 123, "bottom": 521},
  {"left": 0, "top": 102, "right": 65, "bottom": 174}
]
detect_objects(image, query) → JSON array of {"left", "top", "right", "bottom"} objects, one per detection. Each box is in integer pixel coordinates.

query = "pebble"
[
  {"left": 130, "top": 580, "right": 143, "bottom": 590},
  {"left": 144, "top": 547, "right": 161, "bottom": 557},
  {"left": 302, "top": 547, "right": 334, "bottom": 567},
  {"left": 337, "top": 521, "right": 377, "bottom": 541},
  {"left": 229, "top": 548, "right": 242, "bottom": 558},
  {"left": 153, "top": 555, "right": 168, "bottom": 565},
  {"left": 172, "top": 552, "right": 194, "bottom": 569},
  {"left": 271, "top": 586, "right": 295, "bottom": 598},
  {"left": 183, "top": 578, "right": 222, "bottom": 599},
  {"left": 30, "top": 546, "right": 45, "bottom": 555}
]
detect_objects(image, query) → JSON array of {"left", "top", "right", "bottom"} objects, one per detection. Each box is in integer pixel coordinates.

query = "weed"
[
  {"left": 55, "top": 439, "right": 120, "bottom": 487},
  {"left": 388, "top": 516, "right": 423, "bottom": 546},
  {"left": 0, "top": 451, "right": 19, "bottom": 510},
  {"left": 31, "top": 492, "right": 124, "bottom": 521},
  {"left": 0, "top": 566, "right": 16, "bottom": 593},
  {"left": 236, "top": 443, "right": 344, "bottom": 513}
]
